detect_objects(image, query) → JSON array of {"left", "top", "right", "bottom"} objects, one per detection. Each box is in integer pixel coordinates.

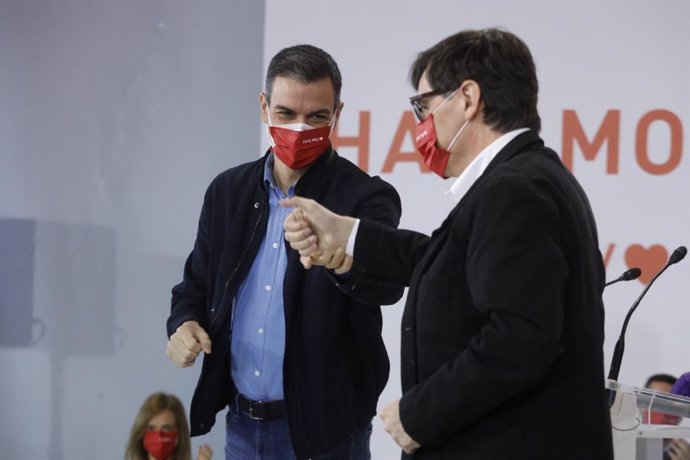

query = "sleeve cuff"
[{"left": 345, "top": 218, "right": 360, "bottom": 256}]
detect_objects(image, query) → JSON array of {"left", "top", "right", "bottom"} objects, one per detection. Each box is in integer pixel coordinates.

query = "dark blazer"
[
  {"left": 354, "top": 131, "right": 613, "bottom": 459},
  {"left": 168, "top": 148, "right": 404, "bottom": 459}
]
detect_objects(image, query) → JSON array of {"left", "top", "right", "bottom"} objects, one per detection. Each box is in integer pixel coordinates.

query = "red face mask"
[
  {"left": 413, "top": 89, "right": 468, "bottom": 178},
  {"left": 143, "top": 431, "right": 178, "bottom": 460},
  {"left": 268, "top": 120, "right": 334, "bottom": 170},
  {"left": 415, "top": 113, "right": 451, "bottom": 178},
  {"left": 641, "top": 409, "right": 681, "bottom": 425}
]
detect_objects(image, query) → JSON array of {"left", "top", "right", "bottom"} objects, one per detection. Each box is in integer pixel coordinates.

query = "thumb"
[
  {"left": 193, "top": 326, "right": 212, "bottom": 354},
  {"left": 300, "top": 255, "right": 315, "bottom": 270},
  {"left": 279, "top": 196, "right": 312, "bottom": 211}
]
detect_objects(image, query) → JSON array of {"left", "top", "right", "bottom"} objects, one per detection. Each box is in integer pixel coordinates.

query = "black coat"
[
  {"left": 354, "top": 131, "right": 614, "bottom": 459},
  {"left": 168, "top": 148, "right": 404, "bottom": 459}
]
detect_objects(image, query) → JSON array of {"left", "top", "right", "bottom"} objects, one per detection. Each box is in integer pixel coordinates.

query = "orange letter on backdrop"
[
  {"left": 602, "top": 244, "right": 615, "bottom": 269},
  {"left": 331, "top": 111, "right": 371, "bottom": 172},
  {"left": 562, "top": 110, "right": 620, "bottom": 174},
  {"left": 382, "top": 111, "right": 427, "bottom": 173},
  {"left": 635, "top": 110, "right": 683, "bottom": 175}
]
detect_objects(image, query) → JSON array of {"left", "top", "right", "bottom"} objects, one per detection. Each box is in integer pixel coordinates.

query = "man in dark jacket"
[
  {"left": 166, "top": 44, "right": 403, "bottom": 460},
  {"left": 283, "top": 29, "right": 614, "bottom": 459}
]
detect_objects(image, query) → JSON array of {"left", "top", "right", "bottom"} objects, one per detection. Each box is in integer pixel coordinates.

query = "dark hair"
[
  {"left": 410, "top": 28, "right": 541, "bottom": 133},
  {"left": 265, "top": 44, "right": 342, "bottom": 108},
  {"left": 645, "top": 373, "right": 677, "bottom": 388}
]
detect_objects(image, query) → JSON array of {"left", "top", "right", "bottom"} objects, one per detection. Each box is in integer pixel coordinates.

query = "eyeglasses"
[{"left": 409, "top": 89, "right": 445, "bottom": 121}]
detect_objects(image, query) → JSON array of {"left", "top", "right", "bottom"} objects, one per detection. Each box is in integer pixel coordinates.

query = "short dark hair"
[
  {"left": 645, "top": 373, "right": 677, "bottom": 388},
  {"left": 410, "top": 28, "right": 541, "bottom": 133},
  {"left": 264, "top": 44, "right": 342, "bottom": 108}
]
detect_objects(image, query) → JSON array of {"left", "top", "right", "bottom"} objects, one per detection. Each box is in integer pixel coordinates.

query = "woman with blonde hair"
[{"left": 126, "top": 392, "right": 212, "bottom": 460}]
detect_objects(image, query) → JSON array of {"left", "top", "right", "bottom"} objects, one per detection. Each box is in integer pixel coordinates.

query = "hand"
[
  {"left": 166, "top": 321, "right": 212, "bottom": 367},
  {"left": 196, "top": 443, "right": 213, "bottom": 460},
  {"left": 669, "top": 439, "right": 690, "bottom": 460},
  {"left": 313, "top": 247, "right": 353, "bottom": 274},
  {"left": 281, "top": 196, "right": 356, "bottom": 269},
  {"left": 379, "top": 399, "right": 421, "bottom": 454},
  {"left": 332, "top": 252, "right": 353, "bottom": 275}
]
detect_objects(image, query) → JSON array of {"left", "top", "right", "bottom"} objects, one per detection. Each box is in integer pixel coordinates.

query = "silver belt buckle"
[{"left": 248, "top": 400, "right": 263, "bottom": 420}]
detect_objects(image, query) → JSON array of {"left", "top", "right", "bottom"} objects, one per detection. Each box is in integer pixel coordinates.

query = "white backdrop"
[
  {"left": 0, "top": 1, "right": 687, "bottom": 459},
  {"left": 264, "top": 1, "right": 689, "bottom": 458}
]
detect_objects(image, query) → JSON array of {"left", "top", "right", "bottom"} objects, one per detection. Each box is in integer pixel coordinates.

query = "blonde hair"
[{"left": 125, "top": 393, "right": 192, "bottom": 460}]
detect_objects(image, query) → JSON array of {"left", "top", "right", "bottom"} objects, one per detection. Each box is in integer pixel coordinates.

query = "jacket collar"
[
  {"left": 446, "top": 129, "right": 544, "bottom": 218},
  {"left": 481, "top": 129, "right": 544, "bottom": 177},
  {"left": 259, "top": 146, "right": 338, "bottom": 201}
]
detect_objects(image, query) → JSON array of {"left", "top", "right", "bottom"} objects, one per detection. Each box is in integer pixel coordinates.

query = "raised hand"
[
  {"left": 281, "top": 196, "right": 356, "bottom": 270},
  {"left": 196, "top": 443, "right": 213, "bottom": 460}
]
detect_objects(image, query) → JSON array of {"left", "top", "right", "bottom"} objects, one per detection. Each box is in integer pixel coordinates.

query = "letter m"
[{"left": 562, "top": 110, "right": 620, "bottom": 174}]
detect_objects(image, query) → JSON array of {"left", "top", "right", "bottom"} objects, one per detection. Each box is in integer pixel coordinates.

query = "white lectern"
[{"left": 607, "top": 380, "right": 690, "bottom": 460}]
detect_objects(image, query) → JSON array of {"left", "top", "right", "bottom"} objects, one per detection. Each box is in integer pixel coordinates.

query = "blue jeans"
[{"left": 225, "top": 403, "right": 372, "bottom": 460}]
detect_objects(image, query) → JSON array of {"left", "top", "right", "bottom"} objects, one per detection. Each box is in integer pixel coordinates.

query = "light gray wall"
[{"left": 0, "top": 1, "right": 265, "bottom": 458}]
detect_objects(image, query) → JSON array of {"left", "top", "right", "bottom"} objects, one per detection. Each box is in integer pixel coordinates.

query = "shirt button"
[
  {"left": 257, "top": 328, "right": 264, "bottom": 334},
  {"left": 272, "top": 242, "right": 278, "bottom": 249},
  {"left": 254, "top": 202, "right": 259, "bottom": 209},
  {"left": 254, "top": 370, "right": 261, "bottom": 377},
  {"left": 265, "top": 284, "right": 271, "bottom": 291}
]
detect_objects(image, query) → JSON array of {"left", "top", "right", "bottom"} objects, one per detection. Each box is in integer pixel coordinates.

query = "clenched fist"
[{"left": 167, "top": 321, "right": 212, "bottom": 367}]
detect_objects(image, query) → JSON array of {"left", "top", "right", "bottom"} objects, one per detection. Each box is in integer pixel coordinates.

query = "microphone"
[
  {"left": 604, "top": 267, "right": 642, "bottom": 287},
  {"left": 669, "top": 246, "right": 688, "bottom": 264},
  {"left": 607, "top": 246, "right": 687, "bottom": 393}
]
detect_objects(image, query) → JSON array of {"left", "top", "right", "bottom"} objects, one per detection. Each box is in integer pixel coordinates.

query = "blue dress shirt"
[{"left": 230, "top": 155, "right": 294, "bottom": 401}]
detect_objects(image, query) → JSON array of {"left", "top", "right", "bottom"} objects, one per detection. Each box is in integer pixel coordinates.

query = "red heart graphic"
[{"left": 624, "top": 244, "right": 668, "bottom": 285}]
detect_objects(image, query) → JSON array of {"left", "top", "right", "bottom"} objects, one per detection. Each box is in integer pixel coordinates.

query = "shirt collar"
[
  {"left": 263, "top": 153, "right": 276, "bottom": 190},
  {"left": 263, "top": 153, "right": 296, "bottom": 197},
  {"left": 446, "top": 128, "right": 529, "bottom": 203}
]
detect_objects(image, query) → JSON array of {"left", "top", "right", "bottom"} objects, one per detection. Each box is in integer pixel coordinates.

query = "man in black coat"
[
  {"left": 166, "top": 45, "right": 403, "bottom": 459},
  {"left": 283, "top": 29, "right": 614, "bottom": 459}
]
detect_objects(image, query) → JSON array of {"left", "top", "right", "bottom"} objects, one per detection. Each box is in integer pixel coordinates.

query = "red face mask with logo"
[
  {"left": 266, "top": 113, "right": 335, "bottom": 170},
  {"left": 143, "top": 431, "right": 178, "bottom": 460},
  {"left": 415, "top": 114, "right": 452, "bottom": 178},
  {"left": 414, "top": 89, "right": 468, "bottom": 178}
]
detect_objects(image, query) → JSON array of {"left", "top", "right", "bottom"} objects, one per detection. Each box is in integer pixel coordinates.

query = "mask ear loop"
[
  {"left": 431, "top": 89, "right": 459, "bottom": 116},
  {"left": 328, "top": 108, "right": 339, "bottom": 136},
  {"left": 446, "top": 120, "right": 469, "bottom": 151},
  {"left": 265, "top": 108, "right": 276, "bottom": 148},
  {"left": 433, "top": 88, "right": 465, "bottom": 152}
]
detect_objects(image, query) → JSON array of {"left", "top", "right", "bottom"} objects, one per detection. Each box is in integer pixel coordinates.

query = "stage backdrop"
[
  {"left": 0, "top": 0, "right": 688, "bottom": 458},
  {"left": 263, "top": 0, "right": 689, "bottom": 458}
]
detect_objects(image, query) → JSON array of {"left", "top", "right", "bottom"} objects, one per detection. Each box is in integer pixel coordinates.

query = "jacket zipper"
[{"left": 209, "top": 200, "right": 264, "bottom": 333}]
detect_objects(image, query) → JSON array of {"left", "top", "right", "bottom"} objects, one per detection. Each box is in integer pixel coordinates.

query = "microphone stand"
[{"left": 607, "top": 246, "right": 687, "bottom": 406}]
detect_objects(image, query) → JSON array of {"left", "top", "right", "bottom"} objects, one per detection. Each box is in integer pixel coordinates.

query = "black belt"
[{"left": 235, "top": 393, "right": 286, "bottom": 421}]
